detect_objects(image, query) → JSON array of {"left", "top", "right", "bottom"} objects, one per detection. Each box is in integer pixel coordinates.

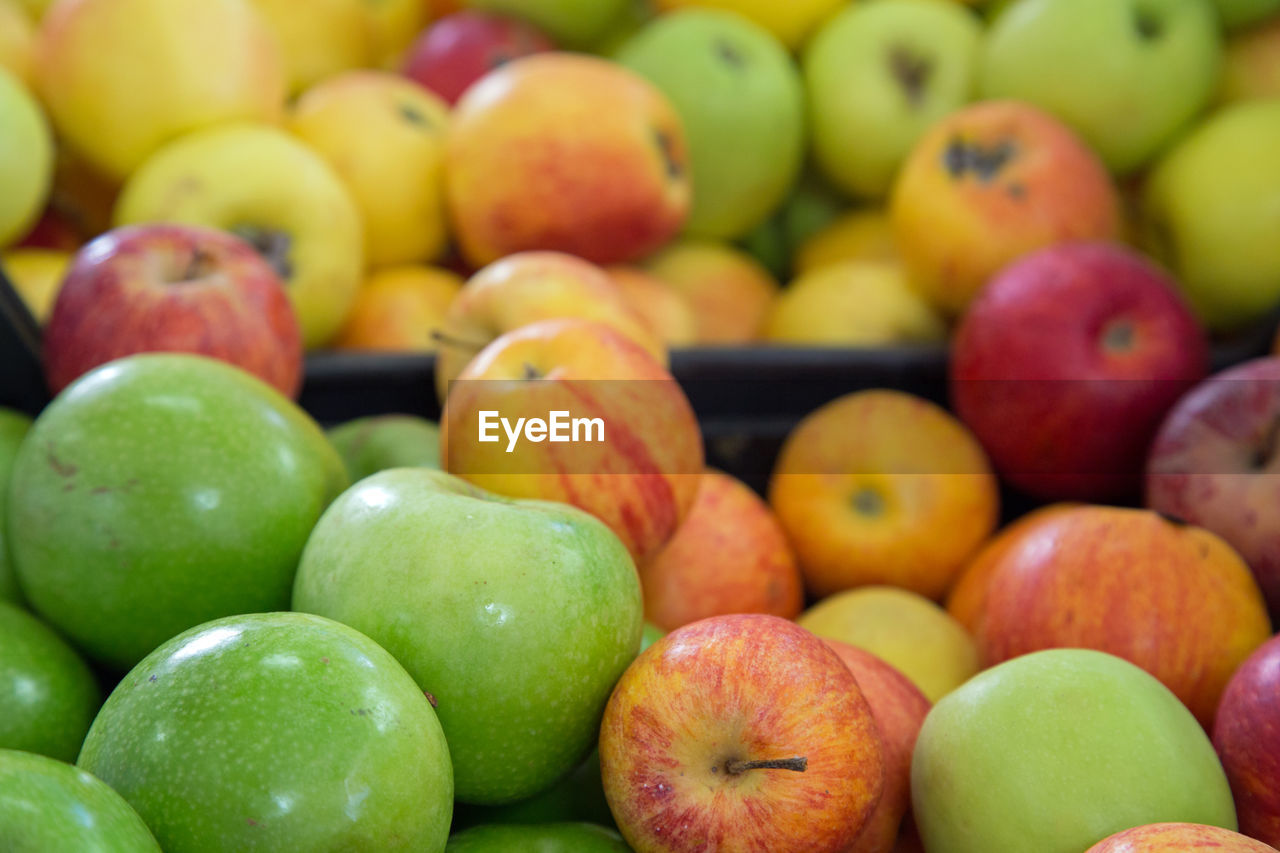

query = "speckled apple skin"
[
  {"left": 8, "top": 353, "right": 348, "bottom": 671},
  {"left": 0, "top": 601, "right": 100, "bottom": 762},
  {"left": 292, "top": 469, "right": 643, "bottom": 806},
  {"left": 77, "top": 612, "right": 453, "bottom": 852},
  {"left": 600, "top": 614, "right": 885, "bottom": 853},
  {"left": 1085, "top": 822, "right": 1277, "bottom": 852},
  {"left": 0, "top": 748, "right": 161, "bottom": 852}
]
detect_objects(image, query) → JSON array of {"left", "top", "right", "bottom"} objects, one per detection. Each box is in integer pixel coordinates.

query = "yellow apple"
[
  {"left": 643, "top": 238, "right": 780, "bottom": 344},
  {"left": 794, "top": 209, "right": 898, "bottom": 275},
  {"left": 246, "top": 0, "right": 371, "bottom": 95},
  {"left": 34, "top": 0, "right": 285, "bottom": 182},
  {"left": 333, "top": 264, "right": 463, "bottom": 351},
  {"left": 291, "top": 71, "right": 450, "bottom": 269},
  {"left": 0, "top": 247, "right": 69, "bottom": 322},
  {"left": 764, "top": 260, "right": 946, "bottom": 346},
  {"left": 114, "top": 123, "right": 364, "bottom": 349},
  {"left": 0, "top": 0, "right": 32, "bottom": 84},
  {"left": 606, "top": 266, "right": 698, "bottom": 348},
  {"left": 12, "top": 0, "right": 51, "bottom": 20},
  {"left": 361, "top": 0, "right": 427, "bottom": 66},
  {"left": 0, "top": 67, "right": 51, "bottom": 247},
  {"left": 656, "top": 0, "right": 845, "bottom": 49}
]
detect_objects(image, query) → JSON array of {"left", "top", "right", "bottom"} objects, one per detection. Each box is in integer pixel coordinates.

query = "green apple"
[
  {"left": 0, "top": 601, "right": 99, "bottom": 761},
  {"left": 616, "top": 9, "right": 804, "bottom": 239},
  {"left": 463, "top": 0, "right": 631, "bottom": 47},
  {"left": 0, "top": 749, "right": 160, "bottom": 852},
  {"left": 980, "top": 0, "right": 1222, "bottom": 174},
  {"left": 912, "top": 648, "right": 1237, "bottom": 853},
  {"left": 292, "top": 469, "right": 643, "bottom": 805},
  {"left": 8, "top": 354, "right": 348, "bottom": 671},
  {"left": 0, "top": 66, "right": 51, "bottom": 247},
  {"left": 1213, "top": 0, "right": 1280, "bottom": 29},
  {"left": 1143, "top": 100, "right": 1280, "bottom": 331},
  {"left": 78, "top": 612, "right": 453, "bottom": 852},
  {"left": 454, "top": 748, "right": 615, "bottom": 830},
  {"left": 326, "top": 414, "right": 440, "bottom": 481},
  {"left": 0, "top": 407, "right": 32, "bottom": 603},
  {"left": 446, "top": 823, "right": 631, "bottom": 852},
  {"left": 805, "top": 0, "right": 982, "bottom": 199}
]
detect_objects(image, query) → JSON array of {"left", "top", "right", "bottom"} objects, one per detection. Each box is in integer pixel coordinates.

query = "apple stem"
[
  {"left": 430, "top": 329, "right": 490, "bottom": 354},
  {"left": 724, "top": 756, "right": 807, "bottom": 775}
]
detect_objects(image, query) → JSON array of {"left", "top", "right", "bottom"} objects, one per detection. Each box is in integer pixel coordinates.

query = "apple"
[
  {"left": 823, "top": 640, "right": 931, "bottom": 853},
  {"left": 445, "top": 53, "right": 690, "bottom": 267},
  {"left": 333, "top": 265, "right": 463, "bottom": 352},
  {"left": 12, "top": 205, "right": 83, "bottom": 253},
  {"left": 326, "top": 414, "right": 442, "bottom": 480},
  {"left": 616, "top": 8, "right": 804, "bottom": 240},
  {"left": 794, "top": 209, "right": 898, "bottom": 275},
  {"left": 0, "top": 0, "right": 32, "bottom": 85},
  {"left": 1, "top": 247, "right": 70, "bottom": 323},
  {"left": 1213, "top": 633, "right": 1280, "bottom": 848},
  {"left": 1214, "top": 0, "right": 1280, "bottom": 29},
  {"left": 462, "top": 0, "right": 630, "bottom": 47},
  {"left": 738, "top": 172, "right": 851, "bottom": 280},
  {"left": 804, "top": 0, "right": 982, "bottom": 199},
  {"left": 0, "top": 407, "right": 31, "bottom": 604},
  {"left": 913, "top": 648, "right": 1238, "bottom": 853},
  {"left": 452, "top": 749, "right": 615, "bottom": 830},
  {"left": 113, "top": 124, "right": 364, "bottom": 349},
  {"left": 1142, "top": 100, "right": 1280, "bottom": 332},
  {"left": 606, "top": 266, "right": 698, "bottom": 347},
  {"left": 246, "top": 0, "right": 370, "bottom": 94},
  {"left": 290, "top": 71, "right": 451, "bottom": 268},
  {"left": 1146, "top": 357, "right": 1280, "bottom": 615},
  {"left": 763, "top": 260, "right": 946, "bottom": 346},
  {"left": 0, "top": 600, "right": 99, "bottom": 762},
  {"left": 0, "top": 67, "right": 51, "bottom": 247},
  {"left": 361, "top": 0, "right": 427, "bottom": 67},
  {"left": 890, "top": 100, "right": 1121, "bottom": 316},
  {"left": 798, "top": 586, "right": 980, "bottom": 703},
  {"left": 447, "top": 823, "right": 630, "bottom": 851},
  {"left": 0, "top": 749, "right": 160, "bottom": 852},
  {"left": 42, "top": 224, "right": 303, "bottom": 398},
  {"left": 292, "top": 468, "right": 643, "bottom": 805},
  {"left": 8, "top": 353, "right": 348, "bottom": 671},
  {"left": 643, "top": 238, "right": 779, "bottom": 344},
  {"left": 33, "top": 0, "right": 284, "bottom": 182},
  {"left": 1087, "top": 823, "right": 1277, "bottom": 852},
  {"left": 1219, "top": 16, "right": 1280, "bottom": 103},
  {"left": 980, "top": 0, "right": 1222, "bottom": 174},
  {"left": 654, "top": 0, "right": 846, "bottom": 49},
  {"left": 769, "top": 389, "right": 999, "bottom": 600},
  {"left": 639, "top": 468, "right": 804, "bottom": 631},
  {"left": 969, "top": 505, "right": 1272, "bottom": 728},
  {"left": 600, "top": 614, "right": 886, "bottom": 852},
  {"left": 78, "top": 611, "right": 453, "bottom": 851},
  {"left": 433, "top": 251, "right": 665, "bottom": 402},
  {"left": 401, "top": 11, "right": 556, "bottom": 106},
  {"left": 950, "top": 242, "right": 1209, "bottom": 502}
]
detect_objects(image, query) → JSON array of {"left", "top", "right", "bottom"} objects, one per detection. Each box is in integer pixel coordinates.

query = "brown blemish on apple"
[
  {"left": 46, "top": 444, "right": 77, "bottom": 478},
  {"left": 521, "top": 362, "right": 543, "bottom": 380},
  {"left": 715, "top": 38, "right": 746, "bottom": 70},
  {"left": 652, "top": 128, "right": 684, "bottom": 181},
  {"left": 230, "top": 224, "right": 294, "bottom": 282},
  {"left": 889, "top": 46, "right": 932, "bottom": 108}
]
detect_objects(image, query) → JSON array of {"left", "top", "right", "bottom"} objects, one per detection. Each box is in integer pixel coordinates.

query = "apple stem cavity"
[
  {"left": 230, "top": 224, "right": 294, "bottom": 283},
  {"left": 942, "top": 138, "right": 1016, "bottom": 182},
  {"left": 1101, "top": 319, "right": 1136, "bottom": 353},
  {"left": 889, "top": 46, "right": 932, "bottom": 107},
  {"left": 1134, "top": 7, "right": 1163, "bottom": 40},
  {"left": 176, "top": 248, "right": 215, "bottom": 284},
  {"left": 722, "top": 756, "right": 808, "bottom": 775},
  {"left": 851, "top": 487, "right": 885, "bottom": 517}
]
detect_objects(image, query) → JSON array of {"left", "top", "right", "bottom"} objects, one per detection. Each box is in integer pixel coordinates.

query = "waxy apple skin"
[
  {"left": 1213, "top": 634, "right": 1280, "bottom": 848},
  {"left": 43, "top": 224, "right": 303, "bottom": 398},
  {"left": 600, "top": 614, "right": 885, "bottom": 853},
  {"left": 293, "top": 468, "right": 643, "bottom": 806},
  {"left": 78, "top": 612, "right": 453, "bottom": 852},
  {"left": 8, "top": 353, "right": 348, "bottom": 671},
  {"left": 1086, "top": 822, "right": 1278, "bottom": 852},
  {"left": 0, "top": 749, "right": 161, "bottom": 852}
]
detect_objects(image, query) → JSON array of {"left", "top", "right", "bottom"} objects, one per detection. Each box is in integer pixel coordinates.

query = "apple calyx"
[
  {"left": 851, "top": 487, "right": 885, "bottom": 517},
  {"left": 942, "top": 138, "right": 1016, "bottom": 182},
  {"left": 1133, "top": 7, "right": 1163, "bottom": 40},
  {"left": 714, "top": 38, "right": 746, "bottom": 70},
  {"left": 889, "top": 45, "right": 933, "bottom": 107},
  {"left": 230, "top": 224, "right": 294, "bottom": 283},
  {"left": 1100, "top": 318, "right": 1137, "bottom": 353},
  {"left": 398, "top": 102, "right": 437, "bottom": 130},
  {"left": 719, "top": 756, "right": 808, "bottom": 775}
]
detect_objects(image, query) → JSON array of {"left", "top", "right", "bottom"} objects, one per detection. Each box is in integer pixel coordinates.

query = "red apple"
[
  {"left": 951, "top": 241, "right": 1208, "bottom": 502},
  {"left": 1146, "top": 357, "right": 1280, "bottom": 615},
  {"left": 400, "top": 11, "right": 554, "bottom": 106},
  {"left": 599, "top": 614, "right": 885, "bottom": 852},
  {"left": 1213, "top": 633, "right": 1280, "bottom": 848},
  {"left": 1085, "top": 822, "right": 1277, "bottom": 852},
  {"left": 43, "top": 224, "right": 302, "bottom": 397}
]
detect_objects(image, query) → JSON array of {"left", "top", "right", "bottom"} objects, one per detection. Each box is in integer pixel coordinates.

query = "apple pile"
[{"left": 3, "top": 0, "right": 1280, "bottom": 851}]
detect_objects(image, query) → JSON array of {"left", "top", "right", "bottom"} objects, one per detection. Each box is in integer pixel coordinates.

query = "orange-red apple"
[
  {"left": 643, "top": 238, "right": 778, "bottom": 344},
  {"left": 599, "top": 614, "right": 885, "bottom": 852},
  {"left": 890, "top": 100, "right": 1121, "bottom": 316},
  {"left": 332, "top": 265, "right": 463, "bottom": 352},
  {"left": 401, "top": 10, "right": 555, "bottom": 105},
  {"left": 638, "top": 468, "right": 803, "bottom": 631},
  {"left": 445, "top": 53, "right": 690, "bottom": 267},
  {"left": 1213, "top": 634, "right": 1280, "bottom": 848},
  {"left": 1086, "top": 823, "right": 1276, "bottom": 852}
]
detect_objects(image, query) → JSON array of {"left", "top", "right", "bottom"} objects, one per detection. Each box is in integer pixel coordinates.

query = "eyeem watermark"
[{"left": 478, "top": 410, "right": 606, "bottom": 453}]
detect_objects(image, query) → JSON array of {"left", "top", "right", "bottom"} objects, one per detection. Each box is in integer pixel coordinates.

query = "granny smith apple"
[
  {"left": 292, "top": 469, "right": 643, "bottom": 805},
  {"left": 463, "top": 0, "right": 630, "bottom": 47},
  {"left": 446, "top": 822, "right": 631, "bottom": 852},
  {"left": 1143, "top": 100, "right": 1280, "bottom": 331},
  {"left": 77, "top": 612, "right": 453, "bottom": 852},
  {"left": 8, "top": 354, "right": 348, "bottom": 671},
  {"left": 804, "top": 0, "right": 982, "bottom": 199},
  {"left": 616, "top": 9, "right": 804, "bottom": 239},
  {"left": 0, "top": 749, "right": 160, "bottom": 852},
  {"left": 1214, "top": 0, "right": 1280, "bottom": 29},
  {"left": 326, "top": 414, "right": 441, "bottom": 481},
  {"left": 0, "top": 601, "right": 99, "bottom": 762},
  {"left": 980, "top": 0, "right": 1222, "bottom": 174},
  {"left": 912, "top": 648, "right": 1237, "bottom": 853},
  {"left": 0, "top": 406, "right": 31, "bottom": 603}
]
